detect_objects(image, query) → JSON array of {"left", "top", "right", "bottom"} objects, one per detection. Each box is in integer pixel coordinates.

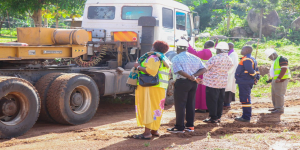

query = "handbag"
[
  {"left": 138, "top": 73, "right": 159, "bottom": 87},
  {"left": 138, "top": 63, "right": 161, "bottom": 87}
]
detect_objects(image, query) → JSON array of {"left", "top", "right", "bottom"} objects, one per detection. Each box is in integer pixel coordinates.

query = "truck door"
[
  {"left": 174, "top": 10, "right": 193, "bottom": 47},
  {"left": 187, "top": 13, "right": 195, "bottom": 47}
]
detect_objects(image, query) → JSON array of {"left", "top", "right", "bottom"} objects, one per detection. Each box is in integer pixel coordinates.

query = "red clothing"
[
  {"left": 188, "top": 45, "right": 213, "bottom": 110},
  {"left": 188, "top": 45, "right": 212, "bottom": 60}
]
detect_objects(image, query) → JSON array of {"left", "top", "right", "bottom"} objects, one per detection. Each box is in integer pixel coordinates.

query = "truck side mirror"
[
  {"left": 194, "top": 16, "right": 200, "bottom": 30},
  {"left": 193, "top": 29, "right": 199, "bottom": 35}
]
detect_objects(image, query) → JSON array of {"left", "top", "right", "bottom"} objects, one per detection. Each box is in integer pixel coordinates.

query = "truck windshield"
[
  {"left": 88, "top": 6, "right": 115, "bottom": 20},
  {"left": 122, "top": 6, "right": 152, "bottom": 20},
  {"left": 176, "top": 12, "right": 186, "bottom": 30}
]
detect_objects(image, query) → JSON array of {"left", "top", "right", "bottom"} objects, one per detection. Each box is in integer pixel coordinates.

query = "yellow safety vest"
[
  {"left": 137, "top": 60, "right": 170, "bottom": 89},
  {"left": 273, "top": 56, "right": 291, "bottom": 80}
]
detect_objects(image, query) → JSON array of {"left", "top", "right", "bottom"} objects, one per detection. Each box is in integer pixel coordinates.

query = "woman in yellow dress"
[{"left": 132, "top": 41, "right": 171, "bottom": 139}]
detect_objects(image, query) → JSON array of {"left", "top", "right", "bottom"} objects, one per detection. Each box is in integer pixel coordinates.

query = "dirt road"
[{"left": 1, "top": 88, "right": 300, "bottom": 150}]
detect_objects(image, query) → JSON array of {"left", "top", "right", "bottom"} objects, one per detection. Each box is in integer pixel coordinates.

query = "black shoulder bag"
[{"left": 138, "top": 64, "right": 161, "bottom": 87}]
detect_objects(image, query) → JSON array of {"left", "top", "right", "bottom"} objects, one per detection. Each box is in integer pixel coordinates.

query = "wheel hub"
[
  {"left": 0, "top": 99, "right": 18, "bottom": 116},
  {"left": 71, "top": 93, "right": 83, "bottom": 107}
]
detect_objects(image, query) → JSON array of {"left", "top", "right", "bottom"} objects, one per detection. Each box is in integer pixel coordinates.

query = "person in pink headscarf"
[{"left": 188, "top": 39, "right": 218, "bottom": 113}]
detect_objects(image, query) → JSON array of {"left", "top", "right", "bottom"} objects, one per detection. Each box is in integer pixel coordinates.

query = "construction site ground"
[{"left": 0, "top": 85, "right": 300, "bottom": 150}]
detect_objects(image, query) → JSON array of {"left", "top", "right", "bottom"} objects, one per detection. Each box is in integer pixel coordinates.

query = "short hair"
[
  {"left": 153, "top": 41, "right": 169, "bottom": 53},
  {"left": 205, "top": 40, "right": 215, "bottom": 48}
]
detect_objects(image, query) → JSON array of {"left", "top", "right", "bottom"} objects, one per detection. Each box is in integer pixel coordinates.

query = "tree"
[
  {"left": 176, "top": 0, "right": 208, "bottom": 10},
  {"left": 5, "top": 0, "right": 86, "bottom": 27},
  {"left": 245, "top": 0, "right": 281, "bottom": 39},
  {"left": 222, "top": 0, "right": 240, "bottom": 31}
]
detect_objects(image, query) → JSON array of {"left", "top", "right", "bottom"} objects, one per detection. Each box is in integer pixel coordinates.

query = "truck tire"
[
  {"left": 46, "top": 73, "right": 100, "bottom": 125},
  {"left": 35, "top": 73, "right": 63, "bottom": 123},
  {"left": 0, "top": 77, "right": 40, "bottom": 138}
]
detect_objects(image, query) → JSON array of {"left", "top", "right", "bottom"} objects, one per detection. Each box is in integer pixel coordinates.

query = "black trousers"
[
  {"left": 174, "top": 79, "right": 197, "bottom": 131},
  {"left": 206, "top": 86, "right": 225, "bottom": 120}
]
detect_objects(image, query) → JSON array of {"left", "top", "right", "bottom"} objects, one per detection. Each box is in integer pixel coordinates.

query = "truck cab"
[{"left": 82, "top": 0, "right": 200, "bottom": 65}]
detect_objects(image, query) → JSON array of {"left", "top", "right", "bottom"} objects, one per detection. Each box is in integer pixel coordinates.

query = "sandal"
[
  {"left": 203, "top": 118, "right": 218, "bottom": 123},
  {"left": 133, "top": 134, "right": 152, "bottom": 140}
]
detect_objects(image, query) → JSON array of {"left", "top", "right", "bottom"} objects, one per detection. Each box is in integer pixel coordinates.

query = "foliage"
[
  {"left": 4, "top": 0, "right": 86, "bottom": 26},
  {"left": 287, "top": 29, "right": 300, "bottom": 45},
  {"left": 202, "top": 13, "right": 245, "bottom": 36},
  {"left": 0, "top": 28, "right": 17, "bottom": 36}
]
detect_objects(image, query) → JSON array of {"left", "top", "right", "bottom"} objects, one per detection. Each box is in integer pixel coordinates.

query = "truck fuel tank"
[{"left": 53, "top": 29, "right": 89, "bottom": 45}]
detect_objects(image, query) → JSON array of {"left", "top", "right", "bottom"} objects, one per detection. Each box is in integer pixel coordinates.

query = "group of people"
[{"left": 128, "top": 40, "right": 291, "bottom": 139}]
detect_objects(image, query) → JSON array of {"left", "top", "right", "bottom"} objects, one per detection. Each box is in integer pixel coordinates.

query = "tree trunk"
[
  {"left": 259, "top": 8, "right": 263, "bottom": 39},
  {"left": 56, "top": 17, "right": 59, "bottom": 28},
  {"left": 0, "top": 16, "right": 6, "bottom": 35},
  {"left": 44, "top": 18, "right": 48, "bottom": 28},
  {"left": 31, "top": 9, "right": 42, "bottom": 27},
  {"left": 227, "top": 5, "right": 231, "bottom": 31}
]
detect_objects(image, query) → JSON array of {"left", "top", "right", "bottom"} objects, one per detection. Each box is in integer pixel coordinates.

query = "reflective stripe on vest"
[
  {"left": 274, "top": 56, "right": 291, "bottom": 80},
  {"left": 153, "top": 63, "right": 170, "bottom": 89}
]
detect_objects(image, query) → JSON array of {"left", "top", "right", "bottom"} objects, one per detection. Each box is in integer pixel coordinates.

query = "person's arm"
[
  {"left": 134, "top": 62, "right": 149, "bottom": 73},
  {"left": 214, "top": 38, "right": 219, "bottom": 48},
  {"left": 193, "top": 68, "right": 207, "bottom": 77},
  {"left": 187, "top": 44, "right": 207, "bottom": 59},
  {"left": 178, "top": 70, "right": 194, "bottom": 81},
  {"left": 137, "top": 66, "right": 148, "bottom": 74},
  {"left": 243, "top": 60, "right": 255, "bottom": 75},
  {"left": 276, "top": 56, "right": 289, "bottom": 83}
]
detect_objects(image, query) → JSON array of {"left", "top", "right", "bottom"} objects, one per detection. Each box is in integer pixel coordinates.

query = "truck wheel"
[
  {"left": 0, "top": 77, "right": 40, "bottom": 138},
  {"left": 46, "top": 74, "right": 100, "bottom": 125},
  {"left": 35, "top": 73, "right": 63, "bottom": 123}
]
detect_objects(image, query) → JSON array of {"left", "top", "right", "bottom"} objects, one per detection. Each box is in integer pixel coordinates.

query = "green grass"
[
  {"left": 0, "top": 28, "right": 17, "bottom": 37},
  {"left": 0, "top": 36, "right": 17, "bottom": 43}
]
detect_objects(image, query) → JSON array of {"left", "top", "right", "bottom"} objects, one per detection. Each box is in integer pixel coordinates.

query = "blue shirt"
[
  {"left": 235, "top": 54, "right": 260, "bottom": 84},
  {"left": 171, "top": 51, "right": 205, "bottom": 79}
]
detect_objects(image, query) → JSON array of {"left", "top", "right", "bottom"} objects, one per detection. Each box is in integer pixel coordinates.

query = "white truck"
[
  {"left": 82, "top": 0, "right": 200, "bottom": 61},
  {"left": 0, "top": 0, "right": 200, "bottom": 138}
]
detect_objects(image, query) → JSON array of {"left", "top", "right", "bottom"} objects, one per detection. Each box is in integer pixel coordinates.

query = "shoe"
[
  {"left": 133, "top": 134, "right": 152, "bottom": 140},
  {"left": 167, "top": 127, "right": 185, "bottom": 133},
  {"left": 271, "top": 109, "right": 284, "bottom": 113},
  {"left": 203, "top": 118, "right": 218, "bottom": 123},
  {"left": 184, "top": 127, "right": 194, "bottom": 132},
  {"left": 235, "top": 117, "right": 250, "bottom": 122},
  {"left": 195, "top": 109, "right": 206, "bottom": 113},
  {"left": 268, "top": 108, "right": 276, "bottom": 111}
]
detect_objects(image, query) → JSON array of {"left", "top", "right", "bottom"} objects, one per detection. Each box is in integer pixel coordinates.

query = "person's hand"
[
  {"left": 134, "top": 63, "right": 140, "bottom": 69},
  {"left": 196, "top": 78, "right": 203, "bottom": 84},
  {"left": 254, "top": 78, "right": 258, "bottom": 85},
  {"left": 275, "top": 78, "right": 281, "bottom": 83},
  {"left": 188, "top": 75, "right": 196, "bottom": 81},
  {"left": 266, "top": 79, "right": 272, "bottom": 84}
]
